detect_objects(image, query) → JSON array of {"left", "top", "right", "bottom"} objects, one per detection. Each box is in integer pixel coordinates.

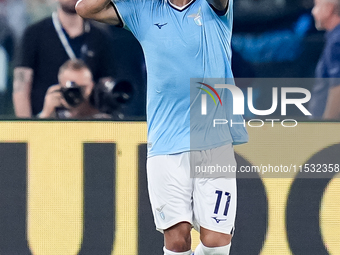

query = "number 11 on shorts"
[{"left": 214, "top": 190, "right": 231, "bottom": 216}]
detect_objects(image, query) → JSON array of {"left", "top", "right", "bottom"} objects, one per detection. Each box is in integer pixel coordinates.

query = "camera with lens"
[
  {"left": 56, "top": 78, "right": 133, "bottom": 119},
  {"left": 92, "top": 77, "right": 134, "bottom": 116},
  {"left": 60, "top": 81, "right": 85, "bottom": 107}
]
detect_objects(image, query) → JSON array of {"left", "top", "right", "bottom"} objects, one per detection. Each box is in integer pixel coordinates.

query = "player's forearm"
[
  {"left": 76, "top": 0, "right": 111, "bottom": 16},
  {"left": 12, "top": 68, "right": 33, "bottom": 118},
  {"left": 76, "top": 0, "right": 120, "bottom": 25}
]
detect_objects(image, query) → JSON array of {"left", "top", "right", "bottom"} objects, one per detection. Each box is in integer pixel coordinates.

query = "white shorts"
[{"left": 146, "top": 143, "right": 237, "bottom": 235}]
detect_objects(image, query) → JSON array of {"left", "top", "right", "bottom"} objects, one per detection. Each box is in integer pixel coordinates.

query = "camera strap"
[{"left": 52, "top": 12, "right": 91, "bottom": 60}]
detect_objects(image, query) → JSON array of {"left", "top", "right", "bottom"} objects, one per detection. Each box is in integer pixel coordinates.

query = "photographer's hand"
[{"left": 39, "top": 85, "right": 64, "bottom": 118}]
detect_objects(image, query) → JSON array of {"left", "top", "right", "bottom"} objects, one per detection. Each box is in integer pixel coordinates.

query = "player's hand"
[{"left": 39, "top": 85, "right": 64, "bottom": 118}]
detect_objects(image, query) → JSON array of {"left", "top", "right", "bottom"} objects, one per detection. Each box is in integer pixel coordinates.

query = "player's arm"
[
  {"left": 75, "top": 0, "right": 121, "bottom": 26},
  {"left": 206, "top": 0, "right": 229, "bottom": 12},
  {"left": 322, "top": 85, "right": 340, "bottom": 120},
  {"left": 12, "top": 67, "right": 33, "bottom": 118}
]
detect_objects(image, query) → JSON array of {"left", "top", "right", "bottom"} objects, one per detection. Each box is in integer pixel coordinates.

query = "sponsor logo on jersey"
[
  {"left": 154, "top": 23, "right": 168, "bottom": 29},
  {"left": 212, "top": 216, "right": 227, "bottom": 223}
]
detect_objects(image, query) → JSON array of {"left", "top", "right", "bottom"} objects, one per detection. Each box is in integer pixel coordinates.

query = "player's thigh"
[
  {"left": 200, "top": 226, "right": 232, "bottom": 247},
  {"left": 147, "top": 153, "right": 193, "bottom": 232},
  {"left": 164, "top": 222, "right": 192, "bottom": 251},
  {"left": 192, "top": 144, "right": 237, "bottom": 235}
]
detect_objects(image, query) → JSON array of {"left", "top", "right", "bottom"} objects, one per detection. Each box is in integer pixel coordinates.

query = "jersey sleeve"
[
  {"left": 208, "top": 0, "right": 232, "bottom": 17},
  {"left": 111, "top": 0, "right": 149, "bottom": 39},
  {"left": 14, "top": 25, "right": 37, "bottom": 69},
  {"left": 205, "top": 0, "right": 233, "bottom": 29}
]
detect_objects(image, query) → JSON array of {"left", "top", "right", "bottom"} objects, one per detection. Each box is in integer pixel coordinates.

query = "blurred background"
[
  {"left": 0, "top": 0, "right": 324, "bottom": 119},
  {"left": 0, "top": 1, "right": 339, "bottom": 255}
]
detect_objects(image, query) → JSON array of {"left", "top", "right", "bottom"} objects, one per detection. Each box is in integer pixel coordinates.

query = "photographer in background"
[
  {"left": 38, "top": 59, "right": 110, "bottom": 119},
  {"left": 13, "top": 0, "right": 113, "bottom": 118}
]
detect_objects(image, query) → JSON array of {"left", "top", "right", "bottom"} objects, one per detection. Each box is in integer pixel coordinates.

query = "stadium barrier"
[{"left": 0, "top": 121, "right": 339, "bottom": 255}]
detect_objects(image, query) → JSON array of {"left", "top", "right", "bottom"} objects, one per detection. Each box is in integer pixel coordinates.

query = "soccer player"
[{"left": 76, "top": 0, "right": 248, "bottom": 254}]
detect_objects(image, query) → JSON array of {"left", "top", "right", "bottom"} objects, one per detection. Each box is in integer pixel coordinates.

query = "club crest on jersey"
[
  {"left": 156, "top": 204, "right": 166, "bottom": 220},
  {"left": 188, "top": 7, "right": 202, "bottom": 26}
]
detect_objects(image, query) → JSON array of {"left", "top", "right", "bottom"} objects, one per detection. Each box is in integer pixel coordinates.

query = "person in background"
[
  {"left": 309, "top": 0, "right": 340, "bottom": 119},
  {"left": 232, "top": 13, "right": 312, "bottom": 63},
  {"left": 38, "top": 59, "right": 110, "bottom": 119},
  {"left": 13, "top": 0, "right": 113, "bottom": 118},
  {"left": 0, "top": 0, "right": 27, "bottom": 42},
  {"left": 0, "top": 15, "right": 14, "bottom": 116},
  {"left": 0, "top": 15, "right": 15, "bottom": 62},
  {"left": 26, "top": 0, "right": 57, "bottom": 24},
  {"left": 0, "top": 45, "right": 8, "bottom": 115}
]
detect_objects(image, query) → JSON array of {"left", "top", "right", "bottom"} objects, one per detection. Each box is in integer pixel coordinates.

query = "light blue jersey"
[{"left": 113, "top": 0, "right": 248, "bottom": 157}]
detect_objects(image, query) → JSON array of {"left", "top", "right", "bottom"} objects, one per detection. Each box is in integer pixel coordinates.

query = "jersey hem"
[
  {"left": 190, "top": 139, "right": 233, "bottom": 151},
  {"left": 147, "top": 139, "right": 233, "bottom": 158},
  {"left": 197, "top": 221, "right": 234, "bottom": 235},
  {"left": 155, "top": 215, "right": 193, "bottom": 233}
]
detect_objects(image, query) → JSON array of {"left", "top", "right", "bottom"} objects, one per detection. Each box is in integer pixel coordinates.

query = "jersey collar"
[{"left": 167, "top": 0, "right": 196, "bottom": 12}]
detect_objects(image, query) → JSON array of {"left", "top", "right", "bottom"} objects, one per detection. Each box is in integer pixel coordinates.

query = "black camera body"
[
  {"left": 56, "top": 78, "right": 134, "bottom": 118},
  {"left": 93, "top": 78, "right": 134, "bottom": 115},
  {"left": 60, "top": 81, "right": 85, "bottom": 107}
]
